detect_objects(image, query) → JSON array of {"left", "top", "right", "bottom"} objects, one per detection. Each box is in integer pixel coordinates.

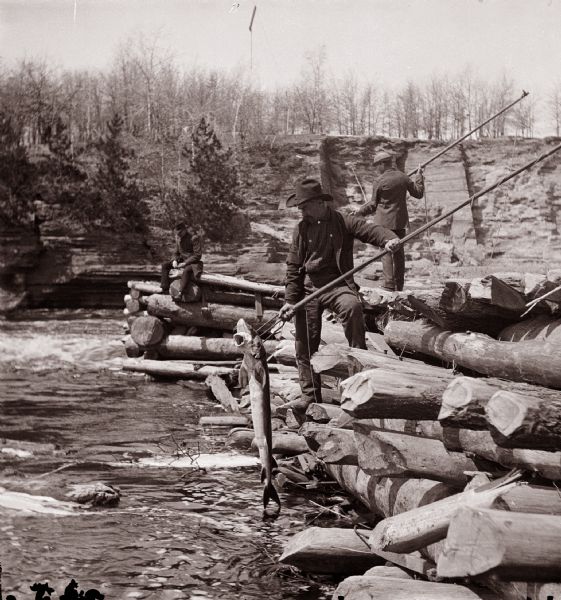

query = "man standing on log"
[
  {"left": 354, "top": 150, "right": 424, "bottom": 291},
  {"left": 279, "top": 177, "right": 400, "bottom": 409},
  {"left": 160, "top": 221, "right": 203, "bottom": 295}
]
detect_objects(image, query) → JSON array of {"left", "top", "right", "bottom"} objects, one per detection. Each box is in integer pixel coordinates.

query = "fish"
[{"left": 233, "top": 319, "right": 281, "bottom": 516}]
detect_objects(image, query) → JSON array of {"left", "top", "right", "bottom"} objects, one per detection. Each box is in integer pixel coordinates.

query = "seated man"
[
  {"left": 160, "top": 221, "right": 203, "bottom": 295},
  {"left": 279, "top": 177, "right": 400, "bottom": 407}
]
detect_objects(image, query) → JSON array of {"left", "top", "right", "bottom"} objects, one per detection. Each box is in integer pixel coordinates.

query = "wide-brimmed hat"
[
  {"left": 286, "top": 178, "right": 332, "bottom": 208},
  {"left": 372, "top": 150, "right": 395, "bottom": 165}
]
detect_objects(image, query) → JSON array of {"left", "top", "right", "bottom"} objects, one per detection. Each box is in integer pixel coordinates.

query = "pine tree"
[
  {"left": 93, "top": 113, "right": 147, "bottom": 232},
  {"left": 178, "top": 116, "right": 244, "bottom": 241}
]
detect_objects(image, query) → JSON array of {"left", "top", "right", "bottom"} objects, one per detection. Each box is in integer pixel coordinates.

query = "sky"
[{"left": 0, "top": 0, "right": 560, "bottom": 129}]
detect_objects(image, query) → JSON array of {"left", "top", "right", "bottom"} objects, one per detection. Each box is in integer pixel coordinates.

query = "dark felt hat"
[
  {"left": 286, "top": 178, "right": 332, "bottom": 208},
  {"left": 372, "top": 150, "right": 395, "bottom": 165}
]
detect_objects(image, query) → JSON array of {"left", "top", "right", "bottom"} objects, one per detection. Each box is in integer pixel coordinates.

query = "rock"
[{"left": 66, "top": 482, "right": 121, "bottom": 507}]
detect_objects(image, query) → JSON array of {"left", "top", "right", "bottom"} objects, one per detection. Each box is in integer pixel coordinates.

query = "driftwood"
[
  {"left": 146, "top": 294, "right": 278, "bottom": 331},
  {"left": 354, "top": 425, "right": 481, "bottom": 484},
  {"left": 368, "top": 473, "right": 521, "bottom": 553},
  {"left": 438, "top": 507, "right": 561, "bottom": 580},
  {"left": 157, "top": 335, "right": 277, "bottom": 360},
  {"left": 485, "top": 391, "right": 561, "bottom": 450},
  {"left": 122, "top": 358, "right": 234, "bottom": 379},
  {"left": 384, "top": 319, "right": 561, "bottom": 388},
  {"left": 278, "top": 527, "right": 382, "bottom": 574},
  {"left": 334, "top": 576, "right": 499, "bottom": 600},
  {"left": 498, "top": 315, "right": 561, "bottom": 342},
  {"left": 363, "top": 565, "right": 412, "bottom": 579},
  {"left": 366, "top": 550, "right": 434, "bottom": 577},
  {"left": 340, "top": 366, "right": 454, "bottom": 420}
]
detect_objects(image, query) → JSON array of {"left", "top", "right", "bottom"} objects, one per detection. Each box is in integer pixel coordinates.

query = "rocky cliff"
[{"left": 2, "top": 135, "right": 560, "bottom": 312}]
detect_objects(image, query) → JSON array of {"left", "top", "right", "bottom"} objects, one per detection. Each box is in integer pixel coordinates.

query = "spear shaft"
[{"left": 291, "top": 141, "right": 561, "bottom": 314}]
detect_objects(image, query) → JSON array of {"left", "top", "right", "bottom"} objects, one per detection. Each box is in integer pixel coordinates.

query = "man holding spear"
[{"left": 279, "top": 177, "right": 401, "bottom": 407}]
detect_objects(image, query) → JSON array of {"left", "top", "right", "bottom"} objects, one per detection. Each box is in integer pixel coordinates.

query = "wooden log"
[
  {"left": 384, "top": 319, "right": 561, "bottom": 389},
  {"left": 340, "top": 367, "right": 454, "bottom": 420},
  {"left": 128, "top": 274, "right": 284, "bottom": 297},
  {"left": 438, "top": 376, "right": 561, "bottom": 430},
  {"left": 498, "top": 315, "right": 561, "bottom": 343},
  {"left": 354, "top": 425, "right": 482, "bottom": 484},
  {"left": 310, "top": 343, "right": 450, "bottom": 379},
  {"left": 146, "top": 294, "right": 278, "bottom": 331},
  {"left": 130, "top": 315, "right": 166, "bottom": 347},
  {"left": 368, "top": 472, "right": 520, "bottom": 553},
  {"left": 205, "top": 374, "right": 240, "bottom": 413},
  {"left": 438, "top": 507, "right": 561, "bottom": 580},
  {"left": 438, "top": 428, "right": 561, "bottom": 481},
  {"left": 125, "top": 297, "right": 141, "bottom": 313},
  {"left": 299, "top": 423, "right": 358, "bottom": 466},
  {"left": 333, "top": 575, "right": 499, "bottom": 600},
  {"left": 259, "top": 430, "right": 309, "bottom": 456},
  {"left": 122, "top": 358, "right": 234, "bottom": 380},
  {"left": 485, "top": 391, "right": 561, "bottom": 450},
  {"left": 363, "top": 565, "right": 412, "bottom": 579},
  {"left": 156, "top": 334, "right": 278, "bottom": 360},
  {"left": 495, "top": 483, "right": 561, "bottom": 515},
  {"left": 326, "top": 464, "right": 457, "bottom": 518},
  {"left": 367, "top": 550, "right": 434, "bottom": 577},
  {"left": 278, "top": 527, "right": 382, "bottom": 575},
  {"left": 225, "top": 428, "right": 254, "bottom": 449},
  {"left": 305, "top": 403, "right": 345, "bottom": 424},
  {"left": 122, "top": 335, "right": 142, "bottom": 358},
  {"left": 198, "top": 415, "right": 249, "bottom": 427}
]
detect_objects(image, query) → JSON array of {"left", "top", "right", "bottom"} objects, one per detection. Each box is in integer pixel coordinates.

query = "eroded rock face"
[{"left": 2, "top": 135, "right": 560, "bottom": 312}]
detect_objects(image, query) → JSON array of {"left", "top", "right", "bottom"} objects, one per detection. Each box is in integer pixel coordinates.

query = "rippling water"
[{"left": 0, "top": 311, "right": 332, "bottom": 600}]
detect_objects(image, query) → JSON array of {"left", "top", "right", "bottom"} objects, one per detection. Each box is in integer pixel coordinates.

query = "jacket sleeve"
[
  {"left": 184, "top": 233, "right": 203, "bottom": 265},
  {"left": 407, "top": 171, "right": 424, "bottom": 199},
  {"left": 354, "top": 179, "right": 380, "bottom": 216},
  {"left": 285, "top": 225, "right": 305, "bottom": 304},
  {"left": 342, "top": 213, "right": 398, "bottom": 247}
]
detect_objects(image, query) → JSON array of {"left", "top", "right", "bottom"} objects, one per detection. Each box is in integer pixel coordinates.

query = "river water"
[{"left": 0, "top": 311, "right": 333, "bottom": 600}]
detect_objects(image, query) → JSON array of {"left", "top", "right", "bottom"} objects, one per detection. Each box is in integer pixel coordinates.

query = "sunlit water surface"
[{"left": 0, "top": 310, "right": 333, "bottom": 600}]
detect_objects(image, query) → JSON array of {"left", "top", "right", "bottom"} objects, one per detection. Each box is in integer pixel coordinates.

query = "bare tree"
[{"left": 549, "top": 80, "right": 561, "bottom": 137}]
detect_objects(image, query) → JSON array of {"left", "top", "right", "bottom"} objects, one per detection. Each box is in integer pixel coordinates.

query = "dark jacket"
[
  {"left": 175, "top": 230, "right": 203, "bottom": 277},
  {"left": 285, "top": 207, "right": 397, "bottom": 303},
  {"left": 356, "top": 168, "right": 424, "bottom": 229}
]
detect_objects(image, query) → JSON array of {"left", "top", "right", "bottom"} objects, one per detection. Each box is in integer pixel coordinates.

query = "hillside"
[{"left": 1, "top": 135, "right": 560, "bottom": 312}]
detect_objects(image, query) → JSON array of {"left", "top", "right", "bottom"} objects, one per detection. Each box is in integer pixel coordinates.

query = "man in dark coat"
[
  {"left": 279, "top": 178, "right": 400, "bottom": 406},
  {"left": 354, "top": 150, "right": 424, "bottom": 291},
  {"left": 160, "top": 221, "right": 203, "bottom": 294}
]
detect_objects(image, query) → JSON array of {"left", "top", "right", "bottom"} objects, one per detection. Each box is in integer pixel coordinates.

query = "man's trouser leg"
[
  {"left": 321, "top": 285, "right": 367, "bottom": 349},
  {"left": 382, "top": 228, "right": 406, "bottom": 291},
  {"left": 294, "top": 296, "right": 323, "bottom": 405},
  {"left": 179, "top": 265, "right": 193, "bottom": 293},
  {"left": 160, "top": 260, "right": 173, "bottom": 292}
]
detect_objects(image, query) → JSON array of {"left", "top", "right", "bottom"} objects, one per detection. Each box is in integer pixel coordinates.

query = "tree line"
[{"left": 2, "top": 38, "right": 561, "bottom": 148}]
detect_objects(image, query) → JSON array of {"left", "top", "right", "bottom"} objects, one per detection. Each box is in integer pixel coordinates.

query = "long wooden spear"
[
  {"left": 406, "top": 90, "right": 529, "bottom": 177},
  {"left": 288, "top": 141, "right": 561, "bottom": 315}
]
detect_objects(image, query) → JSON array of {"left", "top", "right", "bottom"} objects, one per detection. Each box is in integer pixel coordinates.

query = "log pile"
[
  {"left": 276, "top": 270, "right": 561, "bottom": 600},
  {"left": 119, "top": 269, "right": 561, "bottom": 599}
]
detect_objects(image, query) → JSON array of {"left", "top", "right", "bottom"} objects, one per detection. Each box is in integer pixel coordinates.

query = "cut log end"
[{"left": 485, "top": 391, "right": 524, "bottom": 437}]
